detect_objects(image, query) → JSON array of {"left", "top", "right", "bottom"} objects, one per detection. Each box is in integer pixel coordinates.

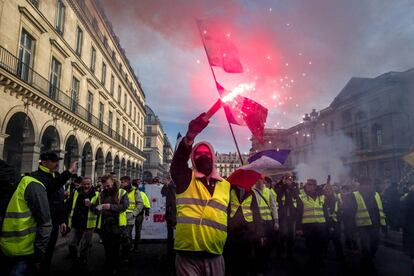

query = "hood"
[{"left": 191, "top": 141, "right": 222, "bottom": 181}]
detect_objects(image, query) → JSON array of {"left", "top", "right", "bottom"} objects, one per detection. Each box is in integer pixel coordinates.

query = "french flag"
[{"left": 227, "top": 149, "right": 290, "bottom": 190}]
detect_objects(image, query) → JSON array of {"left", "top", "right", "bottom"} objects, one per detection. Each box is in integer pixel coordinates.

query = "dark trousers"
[
  {"left": 1, "top": 255, "right": 35, "bottom": 276},
  {"left": 176, "top": 252, "right": 225, "bottom": 276},
  {"left": 225, "top": 238, "right": 253, "bottom": 276},
  {"left": 122, "top": 225, "right": 134, "bottom": 260},
  {"left": 101, "top": 229, "right": 122, "bottom": 273},
  {"left": 359, "top": 226, "right": 380, "bottom": 272},
  {"left": 279, "top": 219, "right": 295, "bottom": 257},
  {"left": 328, "top": 222, "right": 345, "bottom": 260},
  {"left": 44, "top": 224, "right": 59, "bottom": 274},
  {"left": 167, "top": 222, "right": 175, "bottom": 271},
  {"left": 134, "top": 213, "right": 144, "bottom": 249},
  {"left": 303, "top": 223, "right": 328, "bottom": 273}
]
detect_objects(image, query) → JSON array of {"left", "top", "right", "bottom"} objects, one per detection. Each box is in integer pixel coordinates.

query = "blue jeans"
[{"left": 8, "top": 257, "right": 34, "bottom": 276}]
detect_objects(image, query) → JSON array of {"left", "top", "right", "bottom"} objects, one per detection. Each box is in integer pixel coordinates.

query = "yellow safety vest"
[
  {"left": 230, "top": 189, "right": 253, "bottom": 222},
  {"left": 329, "top": 196, "right": 340, "bottom": 222},
  {"left": 0, "top": 176, "right": 45, "bottom": 256},
  {"left": 300, "top": 194, "right": 326, "bottom": 224},
  {"left": 253, "top": 187, "right": 273, "bottom": 221},
  {"left": 127, "top": 188, "right": 137, "bottom": 213},
  {"left": 175, "top": 173, "right": 230, "bottom": 255},
  {"left": 97, "top": 189, "right": 127, "bottom": 229},
  {"left": 353, "top": 191, "right": 386, "bottom": 227},
  {"left": 140, "top": 191, "right": 151, "bottom": 209},
  {"left": 68, "top": 190, "right": 99, "bottom": 229}
]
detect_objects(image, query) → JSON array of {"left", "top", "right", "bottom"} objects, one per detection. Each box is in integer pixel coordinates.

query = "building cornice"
[
  {"left": 18, "top": 6, "right": 47, "bottom": 33},
  {"left": 50, "top": 39, "right": 70, "bottom": 58}
]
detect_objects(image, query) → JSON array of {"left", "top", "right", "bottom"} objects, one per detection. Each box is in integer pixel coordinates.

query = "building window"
[
  {"left": 145, "top": 137, "right": 151, "bottom": 147},
  {"left": 134, "top": 107, "right": 136, "bottom": 123},
  {"left": 49, "top": 57, "right": 61, "bottom": 100},
  {"left": 373, "top": 125, "right": 383, "bottom": 147},
  {"left": 133, "top": 133, "right": 136, "bottom": 146},
  {"left": 116, "top": 118, "right": 120, "bottom": 133},
  {"left": 70, "top": 77, "right": 80, "bottom": 112},
  {"left": 128, "top": 129, "right": 131, "bottom": 142},
  {"left": 341, "top": 110, "right": 352, "bottom": 126},
  {"left": 108, "top": 111, "right": 113, "bottom": 133},
  {"left": 358, "top": 126, "right": 369, "bottom": 149},
  {"left": 110, "top": 75, "right": 115, "bottom": 96},
  {"left": 75, "top": 26, "right": 83, "bottom": 56},
  {"left": 117, "top": 85, "right": 122, "bottom": 103},
  {"left": 18, "top": 29, "right": 35, "bottom": 82},
  {"left": 101, "top": 62, "right": 106, "bottom": 85},
  {"left": 124, "top": 94, "right": 127, "bottom": 110},
  {"left": 146, "top": 126, "right": 151, "bottom": 134},
  {"left": 129, "top": 100, "right": 132, "bottom": 115},
  {"left": 99, "top": 102, "right": 104, "bottom": 130},
  {"left": 90, "top": 46, "right": 96, "bottom": 72},
  {"left": 30, "top": 0, "right": 39, "bottom": 8},
  {"left": 55, "top": 0, "right": 65, "bottom": 35},
  {"left": 122, "top": 124, "right": 126, "bottom": 139},
  {"left": 87, "top": 91, "right": 93, "bottom": 122}
]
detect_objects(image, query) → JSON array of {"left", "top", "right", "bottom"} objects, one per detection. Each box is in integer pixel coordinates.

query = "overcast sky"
[{"left": 99, "top": 0, "right": 414, "bottom": 153}]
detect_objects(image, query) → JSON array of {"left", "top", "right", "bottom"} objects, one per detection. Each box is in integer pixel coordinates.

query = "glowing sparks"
[
  {"left": 221, "top": 82, "right": 256, "bottom": 103},
  {"left": 196, "top": 59, "right": 200, "bottom": 64},
  {"left": 268, "top": 7, "right": 273, "bottom": 12},
  {"left": 226, "top": 33, "right": 231, "bottom": 38}
]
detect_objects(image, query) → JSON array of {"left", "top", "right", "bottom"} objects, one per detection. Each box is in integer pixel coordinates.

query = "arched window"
[{"left": 372, "top": 124, "right": 383, "bottom": 147}]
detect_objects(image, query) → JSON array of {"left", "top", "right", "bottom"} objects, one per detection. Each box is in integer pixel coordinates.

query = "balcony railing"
[
  {"left": 0, "top": 46, "right": 145, "bottom": 157},
  {"left": 74, "top": 0, "right": 145, "bottom": 103}
]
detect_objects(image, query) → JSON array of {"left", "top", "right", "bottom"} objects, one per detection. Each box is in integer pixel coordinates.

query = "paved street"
[{"left": 51, "top": 233, "right": 412, "bottom": 276}]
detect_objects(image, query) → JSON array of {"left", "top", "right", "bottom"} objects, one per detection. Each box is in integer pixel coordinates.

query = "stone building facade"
[
  {"left": 0, "top": 0, "right": 146, "bottom": 182},
  {"left": 143, "top": 105, "right": 173, "bottom": 181},
  {"left": 251, "top": 69, "right": 414, "bottom": 184},
  {"left": 215, "top": 152, "right": 249, "bottom": 178}
]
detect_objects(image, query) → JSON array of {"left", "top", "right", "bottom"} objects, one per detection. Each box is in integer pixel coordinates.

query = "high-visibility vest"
[
  {"left": 175, "top": 172, "right": 230, "bottom": 255},
  {"left": 68, "top": 190, "right": 99, "bottom": 229},
  {"left": 300, "top": 193, "right": 326, "bottom": 224},
  {"left": 127, "top": 188, "right": 137, "bottom": 213},
  {"left": 253, "top": 187, "right": 273, "bottom": 221},
  {"left": 140, "top": 191, "right": 151, "bottom": 209},
  {"left": 0, "top": 176, "right": 45, "bottom": 256},
  {"left": 97, "top": 189, "right": 127, "bottom": 229},
  {"left": 230, "top": 189, "right": 253, "bottom": 222},
  {"left": 353, "top": 191, "right": 386, "bottom": 227}
]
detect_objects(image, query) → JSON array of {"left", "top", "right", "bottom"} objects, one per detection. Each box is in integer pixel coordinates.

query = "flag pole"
[{"left": 196, "top": 20, "right": 244, "bottom": 165}]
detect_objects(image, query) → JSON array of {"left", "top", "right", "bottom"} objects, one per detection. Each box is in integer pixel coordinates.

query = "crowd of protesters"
[
  {"left": 1, "top": 112, "right": 414, "bottom": 276},
  {"left": 0, "top": 152, "right": 152, "bottom": 276}
]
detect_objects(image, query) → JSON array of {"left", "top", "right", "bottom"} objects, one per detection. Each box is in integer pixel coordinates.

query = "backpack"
[{"left": 0, "top": 159, "right": 20, "bottom": 228}]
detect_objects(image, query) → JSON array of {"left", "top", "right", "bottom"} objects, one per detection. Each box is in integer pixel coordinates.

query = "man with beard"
[
  {"left": 66, "top": 177, "right": 99, "bottom": 266},
  {"left": 92, "top": 174, "right": 129, "bottom": 275},
  {"left": 30, "top": 151, "right": 78, "bottom": 274},
  {"left": 171, "top": 113, "right": 231, "bottom": 276}
]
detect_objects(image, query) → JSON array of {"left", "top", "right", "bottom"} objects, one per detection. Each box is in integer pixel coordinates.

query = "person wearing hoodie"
[
  {"left": 170, "top": 113, "right": 231, "bottom": 276},
  {"left": 348, "top": 177, "right": 386, "bottom": 274}
]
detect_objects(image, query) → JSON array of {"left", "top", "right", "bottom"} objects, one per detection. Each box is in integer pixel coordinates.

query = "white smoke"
[{"left": 294, "top": 131, "right": 356, "bottom": 185}]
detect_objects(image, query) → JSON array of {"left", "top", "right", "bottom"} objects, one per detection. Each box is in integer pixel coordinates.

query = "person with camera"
[{"left": 274, "top": 173, "right": 300, "bottom": 260}]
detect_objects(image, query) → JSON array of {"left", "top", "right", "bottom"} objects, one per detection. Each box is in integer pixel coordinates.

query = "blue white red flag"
[{"left": 227, "top": 149, "right": 290, "bottom": 190}]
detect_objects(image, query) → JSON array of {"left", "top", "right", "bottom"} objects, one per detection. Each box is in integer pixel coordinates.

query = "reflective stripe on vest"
[
  {"left": 353, "top": 191, "right": 386, "bottom": 227},
  {"left": 230, "top": 190, "right": 253, "bottom": 222},
  {"left": 141, "top": 191, "right": 151, "bottom": 209},
  {"left": 97, "top": 189, "right": 127, "bottom": 229},
  {"left": 127, "top": 188, "right": 137, "bottom": 213},
  {"left": 300, "top": 194, "right": 326, "bottom": 224},
  {"left": 0, "top": 176, "right": 45, "bottom": 256},
  {"left": 175, "top": 172, "right": 230, "bottom": 255},
  {"left": 253, "top": 187, "right": 272, "bottom": 221},
  {"left": 68, "top": 191, "right": 99, "bottom": 229}
]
